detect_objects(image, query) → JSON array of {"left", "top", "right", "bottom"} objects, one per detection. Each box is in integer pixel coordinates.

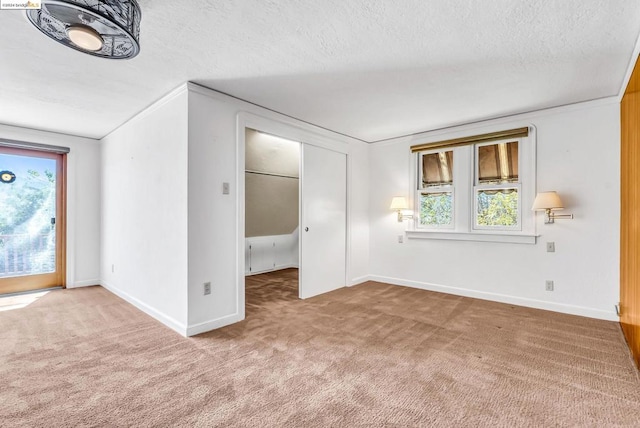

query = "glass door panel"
[{"left": 0, "top": 148, "right": 64, "bottom": 294}]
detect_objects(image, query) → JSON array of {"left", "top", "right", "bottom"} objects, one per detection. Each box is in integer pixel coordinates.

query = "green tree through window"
[
  {"left": 476, "top": 189, "right": 518, "bottom": 226},
  {"left": 420, "top": 192, "right": 452, "bottom": 226}
]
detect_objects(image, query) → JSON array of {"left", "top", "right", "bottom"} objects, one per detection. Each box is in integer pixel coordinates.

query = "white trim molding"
[
  {"left": 66, "top": 279, "right": 100, "bottom": 288},
  {"left": 186, "top": 312, "right": 243, "bottom": 337},
  {"left": 406, "top": 230, "right": 537, "bottom": 244},
  {"left": 367, "top": 275, "right": 618, "bottom": 322},
  {"left": 100, "top": 281, "right": 188, "bottom": 336},
  {"left": 372, "top": 96, "right": 619, "bottom": 147},
  {"left": 349, "top": 275, "right": 371, "bottom": 287},
  {"left": 618, "top": 31, "right": 640, "bottom": 101},
  {"left": 102, "top": 84, "right": 188, "bottom": 140}
]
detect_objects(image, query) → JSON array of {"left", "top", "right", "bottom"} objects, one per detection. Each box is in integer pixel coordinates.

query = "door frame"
[
  {"left": 0, "top": 146, "right": 67, "bottom": 294},
  {"left": 237, "top": 112, "right": 350, "bottom": 319}
]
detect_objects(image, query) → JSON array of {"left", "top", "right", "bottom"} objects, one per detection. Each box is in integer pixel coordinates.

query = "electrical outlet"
[
  {"left": 203, "top": 282, "right": 211, "bottom": 295},
  {"left": 545, "top": 280, "right": 554, "bottom": 291},
  {"left": 398, "top": 235, "right": 404, "bottom": 243},
  {"left": 222, "top": 182, "right": 230, "bottom": 195},
  {"left": 546, "top": 242, "right": 555, "bottom": 252}
]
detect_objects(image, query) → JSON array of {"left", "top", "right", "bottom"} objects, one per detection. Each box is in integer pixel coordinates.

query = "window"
[
  {"left": 418, "top": 150, "right": 453, "bottom": 228},
  {"left": 474, "top": 141, "right": 520, "bottom": 230},
  {"left": 409, "top": 127, "right": 535, "bottom": 243}
]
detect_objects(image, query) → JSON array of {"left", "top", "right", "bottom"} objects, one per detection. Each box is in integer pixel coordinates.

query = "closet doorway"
[
  {"left": 243, "top": 127, "right": 347, "bottom": 317},
  {"left": 244, "top": 129, "right": 301, "bottom": 314}
]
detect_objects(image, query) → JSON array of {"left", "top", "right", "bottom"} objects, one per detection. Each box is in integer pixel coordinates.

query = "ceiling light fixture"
[
  {"left": 27, "top": 0, "right": 142, "bottom": 59},
  {"left": 66, "top": 25, "right": 103, "bottom": 51}
]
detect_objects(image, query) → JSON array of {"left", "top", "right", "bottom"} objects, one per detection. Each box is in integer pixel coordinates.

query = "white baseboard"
[
  {"left": 186, "top": 312, "right": 244, "bottom": 337},
  {"left": 100, "top": 281, "right": 188, "bottom": 336},
  {"left": 245, "top": 264, "right": 298, "bottom": 277},
  {"left": 349, "top": 275, "right": 372, "bottom": 287},
  {"left": 275, "top": 263, "right": 298, "bottom": 271},
  {"left": 368, "top": 275, "right": 619, "bottom": 322},
  {"left": 66, "top": 279, "right": 100, "bottom": 288}
]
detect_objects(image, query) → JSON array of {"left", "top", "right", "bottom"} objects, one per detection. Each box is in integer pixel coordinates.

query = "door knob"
[{"left": 305, "top": 227, "right": 309, "bottom": 232}]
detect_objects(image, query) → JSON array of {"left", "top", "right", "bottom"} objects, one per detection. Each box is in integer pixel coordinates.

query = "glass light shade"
[
  {"left": 532, "top": 191, "right": 564, "bottom": 211},
  {"left": 390, "top": 196, "right": 409, "bottom": 210},
  {"left": 67, "top": 25, "right": 104, "bottom": 51},
  {"left": 28, "top": 0, "right": 142, "bottom": 59}
]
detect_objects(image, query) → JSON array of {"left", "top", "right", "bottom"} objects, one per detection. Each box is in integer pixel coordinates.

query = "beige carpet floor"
[{"left": 1, "top": 269, "right": 639, "bottom": 427}]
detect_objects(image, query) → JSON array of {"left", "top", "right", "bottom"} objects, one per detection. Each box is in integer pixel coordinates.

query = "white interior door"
[{"left": 299, "top": 144, "right": 346, "bottom": 299}]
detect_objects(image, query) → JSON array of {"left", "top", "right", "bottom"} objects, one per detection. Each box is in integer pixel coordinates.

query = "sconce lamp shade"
[
  {"left": 390, "top": 196, "right": 409, "bottom": 210},
  {"left": 532, "top": 191, "right": 564, "bottom": 211},
  {"left": 390, "top": 196, "right": 413, "bottom": 223}
]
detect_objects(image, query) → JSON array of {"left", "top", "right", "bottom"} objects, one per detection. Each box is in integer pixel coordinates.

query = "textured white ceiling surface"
[{"left": 0, "top": 0, "right": 639, "bottom": 142}]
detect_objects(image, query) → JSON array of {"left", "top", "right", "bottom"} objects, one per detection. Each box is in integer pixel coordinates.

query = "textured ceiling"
[{"left": 1, "top": 0, "right": 639, "bottom": 142}]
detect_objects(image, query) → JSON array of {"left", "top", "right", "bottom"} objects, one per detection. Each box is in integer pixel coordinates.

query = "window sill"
[{"left": 405, "top": 230, "right": 537, "bottom": 244}]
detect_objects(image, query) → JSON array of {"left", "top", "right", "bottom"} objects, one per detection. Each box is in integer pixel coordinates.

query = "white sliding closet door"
[{"left": 299, "top": 144, "right": 346, "bottom": 299}]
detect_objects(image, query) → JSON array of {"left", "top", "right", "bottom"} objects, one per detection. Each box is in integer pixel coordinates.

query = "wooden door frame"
[
  {"left": 0, "top": 147, "right": 66, "bottom": 294},
  {"left": 620, "top": 54, "right": 640, "bottom": 369}
]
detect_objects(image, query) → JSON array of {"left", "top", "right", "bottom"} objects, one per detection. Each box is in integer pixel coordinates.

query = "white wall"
[
  {"left": 0, "top": 124, "right": 101, "bottom": 288},
  {"left": 100, "top": 87, "right": 189, "bottom": 334},
  {"left": 348, "top": 141, "right": 370, "bottom": 284},
  {"left": 368, "top": 100, "right": 620, "bottom": 321},
  {"left": 186, "top": 88, "right": 240, "bottom": 334}
]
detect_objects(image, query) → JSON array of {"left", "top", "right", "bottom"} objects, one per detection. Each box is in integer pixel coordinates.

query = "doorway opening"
[
  {"left": 244, "top": 129, "right": 300, "bottom": 318},
  {"left": 0, "top": 146, "right": 66, "bottom": 295}
]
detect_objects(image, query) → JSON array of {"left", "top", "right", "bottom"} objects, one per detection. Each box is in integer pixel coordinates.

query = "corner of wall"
[
  {"left": 101, "top": 280, "right": 188, "bottom": 336},
  {"left": 185, "top": 312, "right": 244, "bottom": 337},
  {"left": 618, "top": 30, "right": 640, "bottom": 100}
]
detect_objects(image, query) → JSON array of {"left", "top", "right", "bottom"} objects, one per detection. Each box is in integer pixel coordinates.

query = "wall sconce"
[
  {"left": 532, "top": 191, "right": 574, "bottom": 224},
  {"left": 390, "top": 196, "right": 413, "bottom": 222}
]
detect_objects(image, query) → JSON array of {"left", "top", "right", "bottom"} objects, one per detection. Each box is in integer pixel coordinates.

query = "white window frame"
[
  {"left": 473, "top": 139, "right": 522, "bottom": 232},
  {"left": 407, "top": 126, "right": 537, "bottom": 244},
  {"left": 416, "top": 148, "right": 455, "bottom": 230}
]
